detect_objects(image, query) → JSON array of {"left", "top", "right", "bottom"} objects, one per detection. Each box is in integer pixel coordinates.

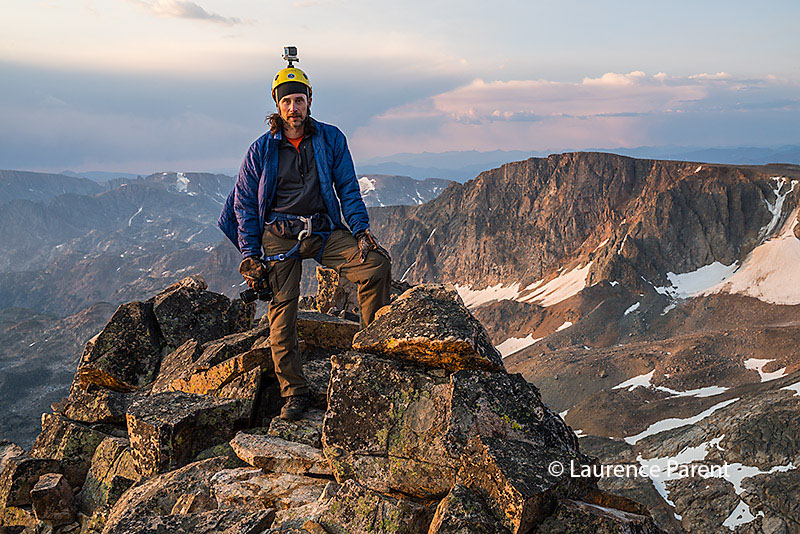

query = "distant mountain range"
[{"left": 357, "top": 145, "right": 800, "bottom": 182}]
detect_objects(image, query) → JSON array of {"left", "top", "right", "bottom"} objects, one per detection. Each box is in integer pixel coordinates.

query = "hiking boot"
[{"left": 280, "top": 393, "right": 310, "bottom": 421}]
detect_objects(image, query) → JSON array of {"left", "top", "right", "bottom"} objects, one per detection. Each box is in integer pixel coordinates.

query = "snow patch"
[
  {"left": 613, "top": 370, "right": 655, "bottom": 391},
  {"left": 655, "top": 262, "right": 738, "bottom": 299},
  {"left": 518, "top": 262, "right": 593, "bottom": 307},
  {"left": 358, "top": 176, "right": 376, "bottom": 194},
  {"left": 612, "top": 370, "right": 727, "bottom": 398},
  {"left": 722, "top": 501, "right": 763, "bottom": 530},
  {"left": 781, "top": 381, "right": 800, "bottom": 396},
  {"left": 496, "top": 334, "right": 542, "bottom": 358},
  {"left": 176, "top": 172, "right": 189, "bottom": 192},
  {"left": 455, "top": 282, "right": 522, "bottom": 309},
  {"left": 556, "top": 321, "right": 573, "bottom": 332},
  {"left": 128, "top": 206, "right": 143, "bottom": 227},
  {"left": 624, "top": 302, "right": 640, "bottom": 315},
  {"left": 400, "top": 261, "right": 417, "bottom": 282},
  {"left": 744, "top": 358, "right": 787, "bottom": 382},
  {"left": 623, "top": 398, "right": 739, "bottom": 445}
]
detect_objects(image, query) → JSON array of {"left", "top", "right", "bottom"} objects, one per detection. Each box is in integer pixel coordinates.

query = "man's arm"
[
  {"left": 233, "top": 141, "right": 264, "bottom": 259},
  {"left": 329, "top": 128, "right": 370, "bottom": 236}
]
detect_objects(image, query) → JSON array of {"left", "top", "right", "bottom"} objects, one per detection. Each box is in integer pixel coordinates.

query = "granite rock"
[
  {"left": 30, "top": 473, "right": 75, "bottom": 526},
  {"left": 230, "top": 432, "right": 332, "bottom": 476}
]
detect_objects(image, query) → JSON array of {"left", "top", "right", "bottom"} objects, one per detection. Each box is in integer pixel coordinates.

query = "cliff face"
[{"left": 371, "top": 153, "right": 799, "bottom": 291}]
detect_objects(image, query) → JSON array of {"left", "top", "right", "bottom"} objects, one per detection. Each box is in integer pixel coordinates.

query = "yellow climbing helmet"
[{"left": 271, "top": 46, "right": 312, "bottom": 102}]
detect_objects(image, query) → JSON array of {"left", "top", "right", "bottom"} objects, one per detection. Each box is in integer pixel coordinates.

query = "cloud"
[
  {"left": 350, "top": 72, "right": 800, "bottom": 158},
  {"left": 128, "top": 0, "right": 241, "bottom": 25}
]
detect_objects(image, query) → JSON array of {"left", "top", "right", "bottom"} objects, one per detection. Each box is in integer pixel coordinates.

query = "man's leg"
[
  {"left": 262, "top": 233, "right": 309, "bottom": 398},
  {"left": 319, "top": 229, "right": 391, "bottom": 327}
]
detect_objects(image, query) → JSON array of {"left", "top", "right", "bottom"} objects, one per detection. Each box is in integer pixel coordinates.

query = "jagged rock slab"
[
  {"left": 0, "top": 507, "right": 37, "bottom": 532},
  {"left": 227, "top": 297, "right": 257, "bottom": 334},
  {"left": 53, "top": 386, "right": 139, "bottom": 425},
  {"left": 459, "top": 435, "right": 594, "bottom": 534},
  {"left": 168, "top": 348, "right": 269, "bottom": 399},
  {"left": 271, "top": 481, "right": 341, "bottom": 527},
  {"left": 105, "top": 509, "right": 274, "bottom": 534},
  {"left": 126, "top": 392, "right": 249, "bottom": 476},
  {"left": 323, "top": 351, "right": 574, "bottom": 499},
  {"left": 30, "top": 473, "right": 75, "bottom": 526},
  {"left": 0, "top": 442, "right": 24, "bottom": 474},
  {"left": 0, "top": 455, "right": 61, "bottom": 507},
  {"left": 315, "top": 479, "right": 432, "bottom": 533},
  {"left": 297, "top": 311, "right": 359, "bottom": 351},
  {"left": 75, "top": 301, "right": 165, "bottom": 392},
  {"left": 352, "top": 284, "right": 504, "bottom": 372},
  {"left": 151, "top": 275, "right": 231, "bottom": 349},
  {"left": 230, "top": 432, "right": 331, "bottom": 476},
  {"left": 268, "top": 409, "right": 324, "bottom": 448},
  {"left": 211, "top": 467, "right": 329, "bottom": 512},
  {"left": 429, "top": 484, "right": 511, "bottom": 534},
  {"left": 103, "top": 457, "right": 226, "bottom": 531},
  {"left": 30, "top": 413, "right": 110, "bottom": 488},
  {"left": 740, "top": 470, "right": 800, "bottom": 532},
  {"left": 150, "top": 324, "right": 270, "bottom": 395},
  {"left": 534, "top": 499, "right": 664, "bottom": 533},
  {"left": 78, "top": 437, "right": 139, "bottom": 514},
  {"left": 303, "top": 359, "right": 331, "bottom": 409},
  {"left": 315, "top": 266, "right": 359, "bottom": 316}
]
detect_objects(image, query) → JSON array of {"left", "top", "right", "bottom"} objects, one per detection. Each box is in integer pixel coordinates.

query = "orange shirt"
[{"left": 287, "top": 135, "right": 304, "bottom": 152}]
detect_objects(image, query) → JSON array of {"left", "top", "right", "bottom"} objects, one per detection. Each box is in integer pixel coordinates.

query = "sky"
[{"left": 1, "top": 0, "right": 799, "bottom": 174}]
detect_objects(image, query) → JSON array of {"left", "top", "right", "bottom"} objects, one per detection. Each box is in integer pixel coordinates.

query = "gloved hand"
[
  {"left": 239, "top": 257, "right": 269, "bottom": 291},
  {"left": 355, "top": 229, "right": 390, "bottom": 263}
]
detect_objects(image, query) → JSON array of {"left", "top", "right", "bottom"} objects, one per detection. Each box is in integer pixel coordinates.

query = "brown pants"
[{"left": 262, "top": 229, "right": 391, "bottom": 397}]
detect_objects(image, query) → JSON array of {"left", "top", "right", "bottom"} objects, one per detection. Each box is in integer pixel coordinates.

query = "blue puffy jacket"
[{"left": 218, "top": 118, "right": 370, "bottom": 258}]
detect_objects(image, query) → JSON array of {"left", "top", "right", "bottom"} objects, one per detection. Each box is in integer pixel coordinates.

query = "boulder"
[
  {"left": 105, "top": 509, "right": 274, "bottom": 534},
  {"left": 30, "top": 473, "right": 75, "bottom": 526},
  {"left": 126, "top": 392, "right": 249, "bottom": 476},
  {"left": 533, "top": 499, "right": 664, "bottom": 533},
  {"left": 303, "top": 359, "right": 331, "bottom": 410},
  {"left": 75, "top": 301, "right": 165, "bottom": 392},
  {"left": 150, "top": 324, "right": 270, "bottom": 395},
  {"left": 0, "top": 455, "right": 61, "bottom": 507},
  {"left": 297, "top": 311, "right": 359, "bottom": 351},
  {"left": 322, "top": 351, "right": 577, "bottom": 500},
  {"left": 78, "top": 437, "right": 139, "bottom": 514},
  {"left": 352, "top": 284, "right": 504, "bottom": 372},
  {"left": 53, "top": 386, "right": 140, "bottom": 425},
  {"left": 429, "top": 484, "right": 511, "bottom": 534},
  {"left": 103, "top": 457, "right": 226, "bottom": 531},
  {"left": 211, "top": 467, "right": 328, "bottom": 512},
  {"left": 267, "top": 409, "right": 324, "bottom": 448},
  {"left": 458, "top": 435, "right": 594, "bottom": 534},
  {"left": 227, "top": 297, "right": 257, "bottom": 334},
  {"left": 315, "top": 267, "right": 359, "bottom": 316},
  {"left": 168, "top": 348, "right": 269, "bottom": 401},
  {"left": 0, "top": 442, "right": 24, "bottom": 474},
  {"left": 229, "top": 432, "right": 332, "bottom": 476},
  {"left": 151, "top": 275, "right": 231, "bottom": 349},
  {"left": 315, "top": 479, "right": 431, "bottom": 533},
  {"left": 30, "top": 413, "right": 110, "bottom": 488}
]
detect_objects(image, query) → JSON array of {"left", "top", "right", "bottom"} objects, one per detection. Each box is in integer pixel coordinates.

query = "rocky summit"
[{"left": 0, "top": 273, "right": 662, "bottom": 534}]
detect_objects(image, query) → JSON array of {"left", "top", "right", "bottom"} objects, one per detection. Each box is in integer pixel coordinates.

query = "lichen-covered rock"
[
  {"left": 297, "top": 311, "right": 359, "bottom": 351},
  {"left": 52, "top": 385, "right": 139, "bottom": 425},
  {"left": 78, "top": 437, "right": 139, "bottom": 514},
  {"left": 0, "top": 506, "right": 37, "bottom": 532},
  {"left": 75, "top": 301, "right": 165, "bottom": 392},
  {"left": 0, "top": 455, "right": 61, "bottom": 507},
  {"left": 303, "top": 359, "right": 331, "bottom": 410},
  {"left": 30, "top": 413, "right": 110, "bottom": 488},
  {"left": 227, "top": 297, "right": 257, "bottom": 334},
  {"left": 168, "top": 348, "right": 269, "bottom": 401},
  {"left": 315, "top": 479, "right": 432, "bottom": 533},
  {"left": 315, "top": 267, "right": 359, "bottom": 316},
  {"left": 459, "top": 435, "right": 594, "bottom": 534},
  {"left": 102, "top": 457, "right": 226, "bottom": 532},
  {"left": 534, "top": 499, "right": 664, "bottom": 533},
  {"left": 211, "top": 467, "right": 328, "bottom": 512},
  {"left": 267, "top": 409, "right": 324, "bottom": 448},
  {"left": 429, "top": 484, "right": 511, "bottom": 534},
  {"left": 0, "top": 442, "right": 24, "bottom": 475},
  {"left": 105, "top": 509, "right": 274, "bottom": 534},
  {"left": 352, "top": 284, "right": 504, "bottom": 372},
  {"left": 151, "top": 276, "right": 231, "bottom": 349},
  {"left": 30, "top": 473, "right": 75, "bottom": 526},
  {"left": 126, "top": 392, "right": 249, "bottom": 476},
  {"left": 322, "top": 351, "right": 573, "bottom": 500},
  {"left": 229, "top": 433, "right": 332, "bottom": 476},
  {"left": 150, "top": 324, "right": 270, "bottom": 395}
]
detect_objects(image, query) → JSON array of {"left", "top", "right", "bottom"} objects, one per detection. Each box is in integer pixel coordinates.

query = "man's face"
[{"left": 278, "top": 93, "right": 310, "bottom": 129}]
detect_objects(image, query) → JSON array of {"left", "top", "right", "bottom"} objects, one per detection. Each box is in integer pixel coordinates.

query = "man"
[{"left": 218, "top": 49, "right": 391, "bottom": 421}]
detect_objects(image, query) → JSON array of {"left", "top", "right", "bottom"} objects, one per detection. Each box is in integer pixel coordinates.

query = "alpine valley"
[{"left": 1, "top": 152, "right": 799, "bottom": 533}]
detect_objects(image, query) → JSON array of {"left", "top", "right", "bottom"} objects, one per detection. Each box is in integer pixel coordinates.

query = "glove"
[
  {"left": 355, "top": 229, "right": 390, "bottom": 263},
  {"left": 239, "top": 257, "right": 269, "bottom": 291}
]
